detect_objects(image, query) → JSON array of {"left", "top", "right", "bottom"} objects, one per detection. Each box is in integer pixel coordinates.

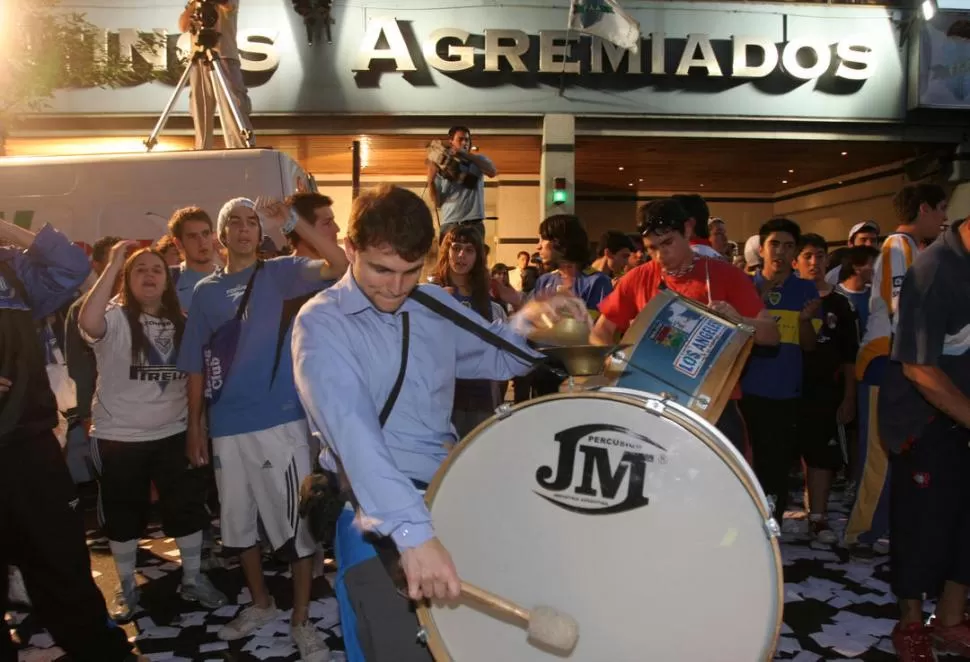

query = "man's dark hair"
[
  {"left": 759, "top": 217, "right": 801, "bottom": 245},
  {"left": 284, "top": 192, "right": 333, "bottom": 247},
  {"left": 155, "top": 234, "right": 179, "bottom": 255},
  {"left": 539, "top": 214, "right": 592, "bottom": 267},
  {"left": 797, "top": 233, "right": 828, "bottom": 254},
  {"left": 517, "top": 250, "right": 530, "bottom": 260},
  {"left": 167, "top": 206, "right": 213, "bottom": 241},
  {"left": 637, "top": 198, "right": 690, "bottom": 237},
  {"left": 893, "top": 183, "right": 946, "bottom": 224},
  {"left": 839, "top": 245, "right": 880, "bottom": 282},
  {"left": 671, "top": 194, "right": 711, "bottom": 238},
  {"left": 448, "top": 126, "right": 471, "bottom": 140},
  {"left": 91, "top": 235, "right": 122, "bottom": 264},
  {"left": 596, "top": 230, "right": 636, "bottom": 257},
  {"left": 347, "top": 185, "right": 434, "bottom": 262}
]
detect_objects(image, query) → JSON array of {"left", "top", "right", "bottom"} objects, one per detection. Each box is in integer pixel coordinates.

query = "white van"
[{"left": 0, "top": 148, "right": 312, "bottom": 251}]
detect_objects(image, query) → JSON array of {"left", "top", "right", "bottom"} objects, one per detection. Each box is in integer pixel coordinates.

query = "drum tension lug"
[
  {"left": 645, "top": 399, "right": 666, "bottom": 414},
  {"left": 494, "top": 403, "right": 513, "bottom": 419},
  {"left": 764, "top": 517, "right": 781, "bottom": 539},
  {"left": 416, "top": 627, "right": 428, "bottom": 645}
]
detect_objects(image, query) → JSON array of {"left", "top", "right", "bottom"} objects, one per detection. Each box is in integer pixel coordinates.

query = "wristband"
[{"left": 281, "top": 209, "right": 299, "bottom": 235}]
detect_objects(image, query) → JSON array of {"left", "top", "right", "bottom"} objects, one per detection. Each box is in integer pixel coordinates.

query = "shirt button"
[{"left": 401, "top": 528, "right": 409, "bottom": 537}]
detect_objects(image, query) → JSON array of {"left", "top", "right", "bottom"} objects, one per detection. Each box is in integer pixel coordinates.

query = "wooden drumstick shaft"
[{"left": 460, "top": 581, "right": 530, "bottom": 623}]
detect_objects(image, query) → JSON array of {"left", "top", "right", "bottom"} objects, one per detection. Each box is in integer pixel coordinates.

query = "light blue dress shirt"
[{"left": 292, "top": 271, "right": 539, "bottom": 550}]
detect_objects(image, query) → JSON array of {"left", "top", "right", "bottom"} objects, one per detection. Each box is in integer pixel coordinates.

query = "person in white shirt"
[
  {"left": 508, "top": 251, "right": 529, "bottom": 291},
  {"left": 178, "top": 0, "right": 253, "bottom": 149},
  {"left": 78, "top": 240, "right": 227, "bottom": 622},
  {"left": 824, "top": 221, "right": 881, "bottom": 285}
]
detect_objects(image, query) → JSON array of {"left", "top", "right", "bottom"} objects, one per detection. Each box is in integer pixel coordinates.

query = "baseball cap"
[
  {"left": 848, "top": 221, "right": 879, "bottom": 243},
  {"left": 744, "top": 234, "right": 762, "bottom": 268}
]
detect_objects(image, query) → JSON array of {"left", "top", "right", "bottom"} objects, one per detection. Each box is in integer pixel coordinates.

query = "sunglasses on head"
[{"left": 638, "top": 216, "right": 682, "bottom": 236}]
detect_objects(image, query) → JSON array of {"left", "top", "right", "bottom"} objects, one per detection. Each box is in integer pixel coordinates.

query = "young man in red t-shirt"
[{"left": 591, "top": 198, "right": 780, "bottom": 453}]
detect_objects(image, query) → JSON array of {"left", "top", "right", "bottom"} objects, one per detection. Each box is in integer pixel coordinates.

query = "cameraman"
[
  {"left": 426, "top": 126, "right": 497, "bottom": 242},
  {"left": 178, "top": 0, "right": 253, "bottom": 150}
]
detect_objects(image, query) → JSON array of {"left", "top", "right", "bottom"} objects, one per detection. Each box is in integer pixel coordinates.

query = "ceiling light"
[
  {"left": 782, "top": 179, "right": 788, "bottom": 184},
  {"left": 922, "top": 0, "right": 937, "bottom": 20},
  {"left": 788, "top": 169, "right": 794, "bottom": 173},
  {"left": 618, "top": 166, "right": 624, "bottom": 171},
  {"left": 638, "top": 178, "right": 643, "bottom": 182},
  {"left": 841, "top": 151, "right": 848, "bottom": 156},
  {"left": 699, "top": 184, "right": 705, "bottom": 187},
  {"left": 628, "top": 182, "right": 633, "bottom": 187}
]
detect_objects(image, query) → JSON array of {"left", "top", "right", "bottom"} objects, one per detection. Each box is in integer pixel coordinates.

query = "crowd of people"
[{"left": 0, "top": 173, "right": 968, "bottom": 662}]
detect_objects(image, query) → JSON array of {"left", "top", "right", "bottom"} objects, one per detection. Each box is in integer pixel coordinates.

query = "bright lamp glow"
[{"left": 922, "top": 0, "right": 937, "bottom": 20}]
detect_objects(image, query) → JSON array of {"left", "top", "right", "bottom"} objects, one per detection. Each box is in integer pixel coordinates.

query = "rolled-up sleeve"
[
  {"left": 292, "top": 304, "right": 433, "bottom": 549},
  {"left": 12, "top": 225, "right": 90, "bottom": 320}
]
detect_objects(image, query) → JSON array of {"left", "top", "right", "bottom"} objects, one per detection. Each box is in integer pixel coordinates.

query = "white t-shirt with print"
[{"left": 83, "top": 304, "right": 188, "bottom": 442}]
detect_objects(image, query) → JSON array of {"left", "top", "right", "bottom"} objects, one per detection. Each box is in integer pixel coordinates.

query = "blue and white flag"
[{"left": 568, "top": 0, "right": 641, "bottom": 53}]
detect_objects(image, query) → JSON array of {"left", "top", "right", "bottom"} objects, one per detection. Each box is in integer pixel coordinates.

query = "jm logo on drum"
[{"left": 534, "top": 424, "right": 666, "bottom": 515}]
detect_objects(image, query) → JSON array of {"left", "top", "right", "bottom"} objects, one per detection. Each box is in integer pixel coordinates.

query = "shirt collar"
[
  {"left": 690, "top": 237, "right": 712, "bottom": 247},
  {"left": 333, "top": 269, "right": 375, "bottom": 315}
]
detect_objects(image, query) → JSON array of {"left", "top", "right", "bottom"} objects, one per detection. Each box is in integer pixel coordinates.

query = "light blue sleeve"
[
  {"left": 5, "top": 224, "right": 90, "bottom": 320},
  {"left": 416, "top": 286, "right": 540, "bottom": 381},
  {"left": 582, "top": 274, "right": 614, "bottom": 311},
  {"left": 177, "top": 286, "right": 212, "bottom": 374},
  {"left": 267, "top": 256, "right": 333, "bottom": 299},
  {"left": 292, "top": 302, "right": 434, "bottom": 550}
]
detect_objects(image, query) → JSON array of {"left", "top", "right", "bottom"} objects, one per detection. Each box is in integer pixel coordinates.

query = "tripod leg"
[
  {"left": 144, "top": 58, "right": 196, "bottom": 152},
  {"left": 208, "top": 54, "right": 254, "bottom": 149}
]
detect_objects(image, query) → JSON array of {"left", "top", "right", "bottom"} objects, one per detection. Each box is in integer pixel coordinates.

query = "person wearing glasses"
[{"left": 590, "top": 198, "right": 779, "bottom": 455}]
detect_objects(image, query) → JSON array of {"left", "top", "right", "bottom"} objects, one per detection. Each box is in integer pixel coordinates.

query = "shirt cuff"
[{"left": 390, "top": 521, "right": 435, "bottom": 550}]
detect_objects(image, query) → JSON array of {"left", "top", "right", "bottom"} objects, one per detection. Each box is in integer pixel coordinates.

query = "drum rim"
[{"left": 417, "top": 390, "right": 784, "bottom": 662}]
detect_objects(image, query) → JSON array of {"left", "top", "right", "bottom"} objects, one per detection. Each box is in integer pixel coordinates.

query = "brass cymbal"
[
  {"left": 538, "top": 344, "right": 631, "bottom": 377},
  {"left": 528, "top": 316, "right": 591, "bottom": 347}
]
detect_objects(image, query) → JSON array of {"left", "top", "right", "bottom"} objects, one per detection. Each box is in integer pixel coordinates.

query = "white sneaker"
[
  {"left": 217, "top": 599, "right": 279, "bottom": 640},
  {"left": 872, "top": 538, "right": 890, "bottom": 555},
  {"left": 292, "top": 621, "right": 331, "bottom": 662},
  {"left": 7, "top": 567, "right": 30, "bottom": 606}
]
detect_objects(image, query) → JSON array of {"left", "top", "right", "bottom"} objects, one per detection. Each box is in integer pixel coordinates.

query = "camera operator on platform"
[
  {"left": 178, "top": 0, "right": 253, "bottom": 150},
  {"left": 426, "top": 126, "right": 497, "bottom": 242}
]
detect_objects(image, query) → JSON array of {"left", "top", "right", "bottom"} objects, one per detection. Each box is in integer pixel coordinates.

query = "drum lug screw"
[
  {"left": 416, "top": 627, "right": 428, "bottom": 644},
  {"left": 696, "top": 396, "right": 711, "bottom": 410},
  {"left": 494, "top": 403, "right": 513, "bottom": 419},
  {"left": 764, "top": 517, "right": 781, "bottom": 540},
  {"left": 645, "top": 399, "right": 665, "bottom": 415}
]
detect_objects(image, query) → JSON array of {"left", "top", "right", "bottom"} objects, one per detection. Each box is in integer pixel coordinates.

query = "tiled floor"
[{"left": 7, "top": 483, "right": 905, "bottom": 661}]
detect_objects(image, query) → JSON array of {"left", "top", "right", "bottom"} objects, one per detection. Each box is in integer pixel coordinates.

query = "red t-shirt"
[{"left": 599, "top": 257, "right": 764, "bottom": 400}]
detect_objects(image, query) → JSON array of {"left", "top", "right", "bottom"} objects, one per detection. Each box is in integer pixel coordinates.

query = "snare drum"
[
  {"left": 605, "top": 289, "right": 754, "bottom": 422},
  {"left": 418, "top": 390, "right": 783, "bottom": 661}
]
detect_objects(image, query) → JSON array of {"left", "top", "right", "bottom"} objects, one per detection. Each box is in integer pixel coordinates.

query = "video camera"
[
  {"left": 427, "top": 140, "right": 479, "bottom": 190},
  {"left": 190, "top": 0, "right": 231, "bottom": 49}
]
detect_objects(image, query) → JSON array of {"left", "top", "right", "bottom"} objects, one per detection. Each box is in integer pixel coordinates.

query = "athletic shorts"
[
  {"left": 91, "top": 432, "right": 209, "bottom": 542},
  {"left": 213, "top": 419, "right": 316, "bottom": 561},
  {"left": 799, "top": 397, "right": 845, "bottom": 472},
  {"left": 889, "top": 417, "right": 970, "bottom": 600}
]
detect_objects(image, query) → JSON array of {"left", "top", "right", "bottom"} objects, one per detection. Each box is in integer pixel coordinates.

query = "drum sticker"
[
  {"left": 672, "top": 318, "right": 727, "bottom": 379},
  {"left": 534, "top": 423, "right": 667, "bottom": 515}
]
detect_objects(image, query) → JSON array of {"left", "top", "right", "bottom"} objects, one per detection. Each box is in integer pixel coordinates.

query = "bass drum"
[{"left": 418, "top": 389, "right": 783, "bottom": 661}]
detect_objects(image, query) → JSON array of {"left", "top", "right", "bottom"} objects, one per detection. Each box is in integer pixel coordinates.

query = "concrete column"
[{"left": 540, "top": 113, "right": 576, "bottom": 218}]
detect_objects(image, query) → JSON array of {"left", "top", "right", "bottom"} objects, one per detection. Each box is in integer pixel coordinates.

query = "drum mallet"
[{"left": 460, "top": 581, "right": 579, "bottom": 653}]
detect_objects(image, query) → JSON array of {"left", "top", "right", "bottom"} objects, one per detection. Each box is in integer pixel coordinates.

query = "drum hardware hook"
[
  {"left": 416, "top": 628, "right": 428, "bottom": 645},
  {"left": 695, "top": 395, "right": 711, "bottom": 410},
  {"left": 764, "top": 517, "right": 781, "bottom": 540},
  {"left": 645, "top": 399, "right": 666, "bottom": 414},
  {"left": 494, "top": 403, "right": 513, "bottom": 419}
]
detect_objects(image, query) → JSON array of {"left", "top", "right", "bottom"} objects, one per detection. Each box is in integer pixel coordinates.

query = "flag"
[{"left": 568, "top": 0, "right": 641, "bottom": 53}]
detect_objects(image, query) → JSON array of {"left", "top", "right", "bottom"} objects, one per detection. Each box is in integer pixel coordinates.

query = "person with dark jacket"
[{"left": 0, "top": 218, "right": 143, "bottom": 662}]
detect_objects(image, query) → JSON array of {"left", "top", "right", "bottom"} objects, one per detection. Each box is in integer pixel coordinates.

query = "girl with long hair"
[
  {"left": 432, "top": 225, "right": 508, "bottom": 437},
  {"left": 78, "top": 241, "right": 226, "bottom": 622}
]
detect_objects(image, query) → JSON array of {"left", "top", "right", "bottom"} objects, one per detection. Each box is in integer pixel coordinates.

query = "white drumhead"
[{"left": 424, "top": 392, "right": 781, "bottom": 662}]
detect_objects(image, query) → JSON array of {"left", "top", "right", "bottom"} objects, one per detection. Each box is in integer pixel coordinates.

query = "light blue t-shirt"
[
  {"left": 532, "top": 268, "right": 614, "bottom": 317},
  {"left": 177, "top": 257, "right": 333, "bottom": 437},
  {"left": 434, "top": 156, "right": 492, "bottom": 228},
  {"left": 172, "top": 264, "right": 214, "bottom": 312}
]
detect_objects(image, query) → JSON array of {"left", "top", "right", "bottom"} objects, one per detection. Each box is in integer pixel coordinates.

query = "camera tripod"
[{"left": 144, "top": 34, "right": 254, "bottom": 152}]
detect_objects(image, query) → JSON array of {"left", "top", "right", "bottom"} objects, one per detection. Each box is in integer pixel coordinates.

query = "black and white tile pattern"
[{"left": 8, "top": 484, "right": 903, "bottom": 661}]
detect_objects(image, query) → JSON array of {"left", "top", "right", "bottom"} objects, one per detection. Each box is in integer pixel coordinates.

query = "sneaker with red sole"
[
  {"left": 892, "top": 622, "right": 937, "bottom": 661},
  {"left": 930, "top": 620, "right": 970, "bottom": 657}
]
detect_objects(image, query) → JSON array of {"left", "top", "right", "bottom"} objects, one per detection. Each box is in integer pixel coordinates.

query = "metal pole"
[{"left": 352, "top": 140, "right": 361, "bottom": 200}]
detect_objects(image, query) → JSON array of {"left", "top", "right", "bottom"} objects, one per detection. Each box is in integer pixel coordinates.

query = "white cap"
[
  {"left": 848, "top": 221, "right": 879, "bottom": 243},
  {"left": 744, "top": 234, "right": 761, "bottom": 268},
  {"left": 217, "top": 197, "right": 258, "bottom": 245}
]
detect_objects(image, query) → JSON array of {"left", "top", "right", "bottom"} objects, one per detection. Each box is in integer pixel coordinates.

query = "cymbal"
[
  {"left": 538, "top": 344, "right": 631, "bottom": 377},
  {"left": 528, "top": 316, "right": 590, "bottom": 347}
]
